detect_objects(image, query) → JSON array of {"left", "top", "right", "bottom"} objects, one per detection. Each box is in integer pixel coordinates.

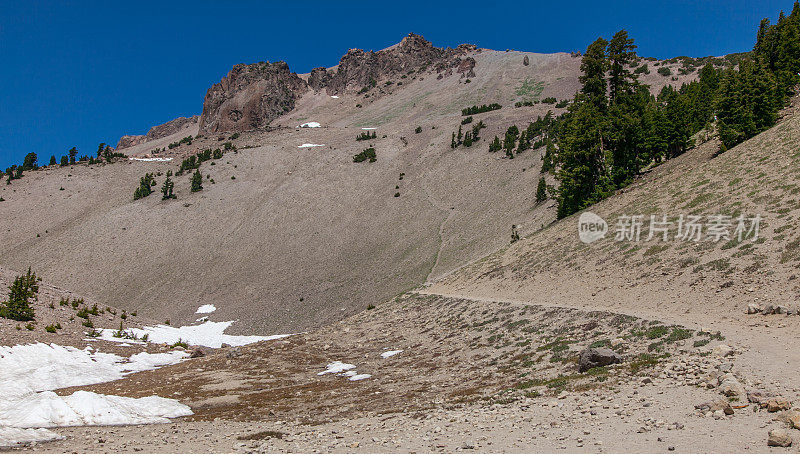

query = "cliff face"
[
  {"left": 196, "top": 33, "right": 476, "bottom": 134},
  {"left": 197, "top": 61, "right": 308, "bottom": 135}
]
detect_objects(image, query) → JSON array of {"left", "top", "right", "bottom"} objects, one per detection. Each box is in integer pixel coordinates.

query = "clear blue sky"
[{"left": 0, "top": 0, "right": 793, "bottom": 170}]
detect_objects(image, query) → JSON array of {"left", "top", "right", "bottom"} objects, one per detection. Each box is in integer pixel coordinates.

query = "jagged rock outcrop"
[
  {"left": 195, "top": 34, "right": 477, "bottom": 134},
  {"left": 308, "top": 67, "right": 332, "bottom": 92},
  {"left": 198, "top": 61, "right": 308, "bottom": 134},
  {"left": 116, "top": 135, "right": 147, "bottom": 150},
  {"left": 322, "top": 33, "right": 474, "bottom": 94},
  {"left": 146, "top": 115, "right": 199, "bottom": 140}
]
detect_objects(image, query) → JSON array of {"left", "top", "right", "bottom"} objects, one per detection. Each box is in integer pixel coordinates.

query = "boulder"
[
  {"left": 786, "top": 410, "right": 800, "bottom": 430},
  {"left": 523, "top": 55, "right": 530, "bottom": 66},
  {"left": 747, "top": 303, "right": 762, "bottom": 314},
  {"left": 578, "top": 347, "right": 622, "bottom": 372},
  {"left": 767, "top": 398, "right": 792, "bottom": 413},
  {"left": 712, "top": 344, "right": 735, "bottom": 357},
  {"left": 768, "top": 428, "right": 792, "bottom": 447},
  {"left": 189, "top": 348, "right": 205, "bottom": 358}
]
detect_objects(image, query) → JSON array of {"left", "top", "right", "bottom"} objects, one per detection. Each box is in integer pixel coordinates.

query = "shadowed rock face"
[{"left": 198, "top": 61, "right": 308, "bottom": 135}]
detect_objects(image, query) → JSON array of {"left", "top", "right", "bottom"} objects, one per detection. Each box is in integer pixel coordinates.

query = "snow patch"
[
  {"left": 318, "top": 361, "right": 356, "bottom": 375},
  {"left": 0, "top": 343, "right": 190, "bottom": 445},
  {"left": 0, "top": 427, "right": 63, "bottom": 448},
  {"left": 330, "top": 95, "right": 339, "bottom": 99},
  {"left": 129, "top": 157, "right": 173, "bottom": 162},
  {"left": 298, "top": 143, "right": 325, "bottom": 148},
  {"left": 99, "top": 321, "right": 292, "bottom": 348},
  {"left": 196, "top": 304, "right": 216, "bottom": 314},
  {"left": 318, "top": 361, "right": 370, "bottom": 381},
  {"left": 380, "top": 349, "right": 403, "bottom": 359},
  {"left": 361, "top": 127, "right": 377, "bottom": 130},
  {"left": 299, "top": 122, "right": 321, "bottom": 128}
]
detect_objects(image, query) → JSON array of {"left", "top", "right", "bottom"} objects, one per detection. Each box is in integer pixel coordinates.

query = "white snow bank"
[
  {"left": 100, "top": 321, "right": 291, "bottom": 348},
  {"left": 2, "top": 391, "right": 191, "bottom": 429},
  {"left": 380, "top": 349, "right": 403, "bottom": 359},
  {"left": 318, "top": 361, "right": 370, "bottom": 381},
  {"left": 330, "top": 95, "right": 339, "bottom": 99},
  {"left": 129, "top": 157, "right": 173, "bottom": 162},
  {"left": 0, "top": 427, "right": 62, "bottom": 448},
  {"left": 196, "top": 304, "right": 216, "bottom": 314},
  {"left": 0, "top": 343, "right": 191, "bottom": 445},
  {"left": 298, "top": 143, "right": 325, "bottom": 148},
  {"left": 299, "top": 122, "right": 321, "bottom": 128}
]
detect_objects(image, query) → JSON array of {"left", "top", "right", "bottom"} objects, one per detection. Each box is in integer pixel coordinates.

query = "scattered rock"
[
  {"left": 523, "top": 55, "right": 530, "bottom": 66},
  {"left": 190, "top": 348, "right": 206, "bottom": 358},
  {"left": 768, "top": 428, "right": 793, "bottom": 447},
  {"left": 747, "top": 303, "right": 762, "bottom": 314},
  {"left": 578, "top": 347, "right": 622, "bottom": 372}
]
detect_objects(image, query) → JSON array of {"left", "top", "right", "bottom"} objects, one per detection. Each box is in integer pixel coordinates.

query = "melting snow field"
[
  {"left": 298, "top": 143, "right": 325, "bottom": 148},
  {"left": 99, "top": 320, "right": 291, "bottom": 348},
  {"left": 318, "top": 361, "right": 371, "bottom": 381},
  {"left": 361, "top": 127, "right": 377, "bottom": 130},
  {"left": 299, "top": 122, "right": 321, "bottom": 128},
  {"left": 0, "top": 343, "right": 190, "bottom": 448},
  {"left": 381, "top": 349, "right": 403, "bottom": 359},
  {"left": 129, "top": 157, "right": 173, "bottom": 162},
  {"left": 195, "top": 304, "right": 216, "bottom": 314}
]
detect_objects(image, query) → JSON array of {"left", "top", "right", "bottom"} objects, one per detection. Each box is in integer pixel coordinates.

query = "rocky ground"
[{"left": 7, "top": 293, "right": 799, "bottom": 452}]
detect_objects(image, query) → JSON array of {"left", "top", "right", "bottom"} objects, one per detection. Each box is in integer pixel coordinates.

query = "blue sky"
[{"left": 0, "top": 1, "right": 793, "bottom": 170}]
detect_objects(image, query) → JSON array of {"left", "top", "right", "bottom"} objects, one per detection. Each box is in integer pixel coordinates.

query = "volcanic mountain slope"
[
  {"left": 35, "top": 95, "right": 800, "bottom": 453},
  {"left": 0, "top": 35, "right": 705, "bottom": 334}
]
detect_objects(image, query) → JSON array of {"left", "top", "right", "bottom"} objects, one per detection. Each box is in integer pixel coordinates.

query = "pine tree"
[
  {"left": 607, "top": 30, "right": 637, "bottom": 104},
  {"left": 579, "top": 37, "right": 609, "bottom": 111},
  {"left": 451, "top": 132, "right": 457, "bottom": 149},
  {"left": 0, "top": 267, "right": 38, "bottom": 321},
  {"left": 161, "top": 171, "right": 175, "bottom": 200},
  {"left": 60, "top": 156, "right": 68, "bottom": 167},
  {"left": 191, "top": 170, "right": 203, "bottom": 192},
  {"left": 68, "top": 147, "right": 77, "bottom": 164},
  {"left": 97, "top": 143, "right": 106, "bottom": 158},
  {"left": 489, "top": 136, "right": 501, "bottom": 152},
  {"left": 536, "top": 177, "right": 547, "bottom": 203},
  {"left": 49, "top": 155, "right": 57, "bottom": 166},
  {"left": 22, "top": 152, "right": 38, "bottom": 171}
]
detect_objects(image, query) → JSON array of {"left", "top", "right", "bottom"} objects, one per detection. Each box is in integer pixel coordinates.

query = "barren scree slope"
[{"left": 0, "top": 36, "right": 700, "bottom": 334}]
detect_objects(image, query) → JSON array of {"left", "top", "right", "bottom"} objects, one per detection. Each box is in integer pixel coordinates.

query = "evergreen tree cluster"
[
  {"left": 353, "top": 147, "right": 377, "bottom": 163},
  {"left": 133, "top": 173, "right": 156, "bottom": 200},
  {"left": 552, "top": 7, "right": 795, "bottom": 218},
  {"left": 451, "top": 121, "right": 486, "bottom": 148},
  {"left": 177, "top": 148, "right": 222, "bottom": 175},
  {"left": 168, "top": 135, "right": 194, "bottom": 149},
  {"left": 0, "top": 267, "right": 39, "bottom": 322},
  {"left": 461, "top": 103, "right": 502, "bottom": 116},
  {"left": 356, "top": 131, "right": 377, "bottom": 141}
]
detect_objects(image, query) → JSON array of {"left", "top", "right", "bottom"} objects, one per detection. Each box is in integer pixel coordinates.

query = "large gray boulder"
[{"left": 578, "top": 347, "right": 622, "bottom": 372}]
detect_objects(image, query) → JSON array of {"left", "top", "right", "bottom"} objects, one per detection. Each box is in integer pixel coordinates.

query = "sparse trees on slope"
[
  {"left": 161, "top": 170, "right": 175, "bottom": 200},
  {"left": 0, "top": 267, "right": 39, "bottom": 321}
]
